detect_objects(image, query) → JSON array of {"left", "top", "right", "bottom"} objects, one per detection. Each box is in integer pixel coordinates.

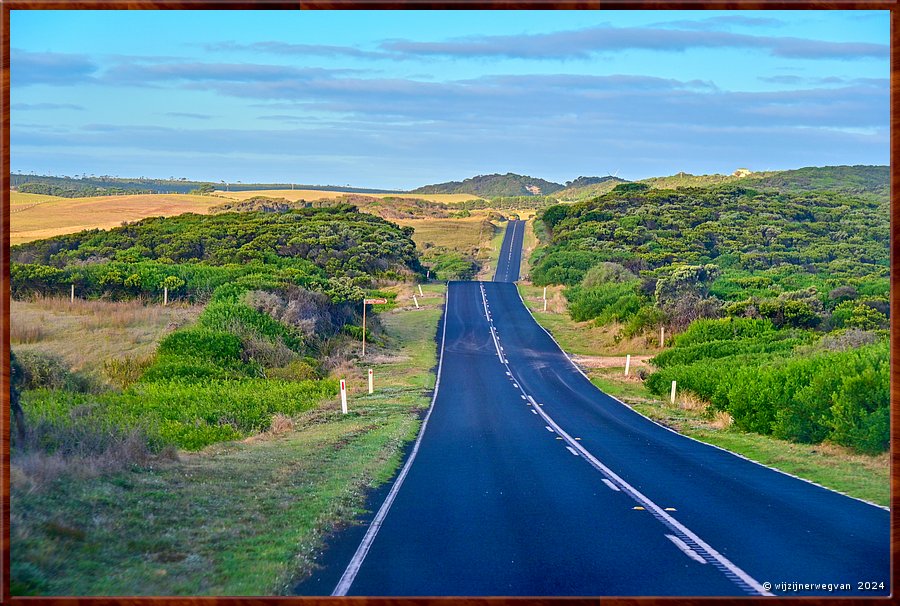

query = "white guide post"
[
  {"left": 413, "top": 295, "right": 420, "bottom": 309},
  {"left": 368, "top": 369, "right": 374, "bottom": 394},
  {"left": 70, "top": 283, "right": 75, "bottom": 303},
  {"left": 543, "top": 286, "right": 548, "bottom": 312},
  {"left": 660, "top": 325, "right": 665, "bottom": 348},
  {"left": 164, "top": 286, "right": 168, "bottom": 306},
  {"left": 670, "top": 380, "right": 677, "bottom": 404},
  {"left": 624, "top": 354, "right": 631, "bottom": 377},
  {"left": 340, "top": 379, "right": 348, "bottom": 414},
  {"left": 418, "top": 284, "right": 424, "bottom": 296}
]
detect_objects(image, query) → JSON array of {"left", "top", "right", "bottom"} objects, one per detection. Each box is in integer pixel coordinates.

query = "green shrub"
[
  {"left": 11, "top": 350, "right": 100, "bottom": 393},
  {"left": 673, "top": 317, "right": 775, "bottom": 346},
  {"left": 158, "top": 329, "right": 243, "bottom": 367}
]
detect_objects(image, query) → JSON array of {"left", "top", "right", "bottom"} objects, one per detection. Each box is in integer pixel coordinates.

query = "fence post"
[
  {"left": 340, "top": 379, "right": 348, "bottom": 414},
  {"left": 624, "top": 354, "right": 631, "bottom": 376},
  {"left": 670, "top": 380, "right": 677, "bottom": 404},
  {"left": 368, "top": 369, "right": 374, "bottom": 394}
]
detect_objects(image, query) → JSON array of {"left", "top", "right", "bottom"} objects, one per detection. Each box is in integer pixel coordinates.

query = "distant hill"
[
  {"left": 639, "top": 166, "right": 888, "bottom": 201},
  {"left": 412, "top": 173, "right": 564, "bottom": 197},
  {"left": 556, "top": 176, "right": 629, "bottom": 201},
  {"left": 742, "top": 165, "right": 888, "bottom": 199},
  {"left": 638, "top": 171, "right": 769, "bottom": 190}
]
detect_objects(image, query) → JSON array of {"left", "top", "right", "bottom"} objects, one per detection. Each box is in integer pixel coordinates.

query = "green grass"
[{"left": 11, "top": 286, "right": 446, "bottom": 595}]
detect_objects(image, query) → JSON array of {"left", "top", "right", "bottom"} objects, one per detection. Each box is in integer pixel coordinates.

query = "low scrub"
[
  {"left": 647, "top": 340, "right": 889, "bottom": 453},
  {"left": 20, "top": 378, "right": 337, "bottom": 452}
]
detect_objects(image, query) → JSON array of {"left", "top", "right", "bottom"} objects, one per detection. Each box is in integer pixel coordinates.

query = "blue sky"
[{"left": 11, "top": 10, "right": 889, "bottom": 189}]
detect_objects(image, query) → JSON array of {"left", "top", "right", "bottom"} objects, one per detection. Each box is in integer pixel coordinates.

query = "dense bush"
[
  {"left": 10, "top": 206, "right": 423, "bottom": 298},
  {"left": 646, "top": 340, "right": 889, "bottom": 453},
  {"left": 11, "top": 350, "right": 101, "bottom": 394},
  {"left": 21, "top": 378, "right": 337, "bottom": 451},
  {"left": 672, "top": 317, "right": 775, "bottom": 346}
]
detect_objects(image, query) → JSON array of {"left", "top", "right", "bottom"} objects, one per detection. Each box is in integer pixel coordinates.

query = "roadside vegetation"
[
  {"left": 9, "top": 205, "right": 442, "bottom": 594},
  {"left": 11, "top": 282, "right": 445, "bottom": 595},
  {"left": 530, "top": 174, "right": 889, "bottom": 456}
]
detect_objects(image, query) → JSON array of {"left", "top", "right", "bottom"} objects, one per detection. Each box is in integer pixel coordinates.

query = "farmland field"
[
  {"left": 9, "top": 193, "right": 220, "bottom": 245},
  {"left": 395, "top": 215, "right": 492, "bottom": 251}
]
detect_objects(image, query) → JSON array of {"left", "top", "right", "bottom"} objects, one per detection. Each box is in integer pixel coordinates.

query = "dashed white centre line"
[{"left": 666, "top": 535, "right": 707, "bottom": 564}]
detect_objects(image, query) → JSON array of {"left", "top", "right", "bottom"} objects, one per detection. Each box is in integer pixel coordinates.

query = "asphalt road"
[
  {"left": 299, "top": 221, "right": 890, "bottom": 597},
  {"left": 493, "top": 219, "right": 523, "bottom": 283}
]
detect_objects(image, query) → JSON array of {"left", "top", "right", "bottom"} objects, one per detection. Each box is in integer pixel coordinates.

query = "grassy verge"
[
  {"left": 475, "top": 220, "right": 507, "bottom": 280},
  {"left": 519, "top": 219, "right": 539, "bottom": 280},
  {"left": 11, "top": 285, "right": 445, "bottom": 595},
  {"left": 517, "top": 286, "right": 889, "bottom": 507}
]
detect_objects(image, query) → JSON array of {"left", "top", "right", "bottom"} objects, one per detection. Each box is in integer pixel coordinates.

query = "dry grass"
[
  {"left": 268, "top": 413, "right": 295, "bottom": 435},
  {"left": 11, "top": 296, "right": 201, "bottom": 374},
  {"left": 395, "top": 215, "right": 491, "bottom": 252},
  {"left": 11, "top": 323, "right": 47, "bottom": 344},
  {"left": 11, "top": 429, "right": 166, "bottom": 493},
  {"left": 676, "top": 390, "right": 709, "bottom": 413},
  {"left": 216, "top": 189, "right": 484, "bottom": 204},
  {"left": 710, "top": 410, "right": 734, "bottom": 429},
  {"left": 10, "top": 193, "right": 219, "bottom": 245}
]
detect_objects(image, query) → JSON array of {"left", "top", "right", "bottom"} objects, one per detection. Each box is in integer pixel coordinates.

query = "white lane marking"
[
  {"left": 602, "top": 479, "right": 621, "bottom": 492},
  {"left": 566, "top": 446, "right": 580, "bottom": 457},
  {"left": 518, "top": 367, "right": 771, "bottom": 596},
  {"left": 666, "top": 535, "right": 707, "bottom": 564},
  {"left": 531, "top": 409, "right": 538, "bottom": 415},
  {"left": 545, "top": 426, "right": 554, "bottom": 432},
  {"left": 487, "top": 286, "right": 771, "bottom": 596},
  {"left": 512, "top": 286, "right": 888, "bottom": 513},
  {"left": 332, "top": 282, "right": 451, "bottom": 596},
  {"left": 520, "top": 395, "right": 527, "bottom": 400},
  {"left": 512, "top": 383, "right": 518, "bottom": 388}
]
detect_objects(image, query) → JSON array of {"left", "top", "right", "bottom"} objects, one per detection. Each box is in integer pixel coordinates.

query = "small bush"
[
  {"left": 157, "top": 329, "right": 243, "bottom": 367},
  {"left": 673, "top": 317, "right": 775, "bottom": 347},
  {"left": 11, "top": 350, "right": 100, "bottom": 393},
  {"left": 102, "top": 355, "right": 154, "bottom": 389},
  {"left": 269, "top": 359, "right": 321, "bottom": 381}
]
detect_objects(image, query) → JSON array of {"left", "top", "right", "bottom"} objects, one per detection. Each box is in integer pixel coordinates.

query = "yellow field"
[
  {"left": 10, "top": 191, "right": 65, "bottom": 206},
  {"left": 215, "top": 189, "right": 483, "bottom": 204},
  {"left": 394, "top": 215, "right": 491, "bottom": 251},
  {"left": 9, "top": 193, "right": 220, "bottom": 245}
]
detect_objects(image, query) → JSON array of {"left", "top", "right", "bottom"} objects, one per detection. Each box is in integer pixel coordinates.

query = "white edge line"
[
  {"left": 513, "top": 285, "right": 889, "bottom": 513},
  {"left": 331, "top": 281, "right": 451, "bottom": 596},
  {"left": 666, "top": 534, "right": 707, "bottom": 565},
  {"left": 520, "top": 368, "right": 772, "bottom": 597},
  {"left": 495, "top": 289, "right": 770, "bottom": 596}
]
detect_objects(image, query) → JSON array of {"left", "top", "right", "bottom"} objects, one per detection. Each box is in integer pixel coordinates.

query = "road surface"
[
  {"left": 297, "top": 220, "right": 890, "bottom": 597},
  {"left": 493, "top": 219, "right": 524, "bottom": 283}
]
